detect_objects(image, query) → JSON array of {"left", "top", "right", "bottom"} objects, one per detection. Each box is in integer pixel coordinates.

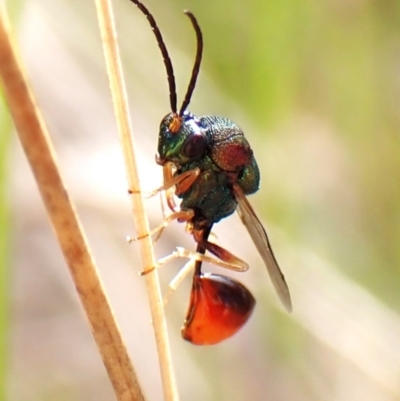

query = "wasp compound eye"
[{"left": 182, "top": 133, "right": 207, "bottom": 159}]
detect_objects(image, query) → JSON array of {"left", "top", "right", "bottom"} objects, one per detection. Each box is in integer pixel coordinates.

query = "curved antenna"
[
  {"left": 129, "top": 0, "right": 177, "bottom": 113},
  {"left": 179, "top": 11, "right": 203, "bottom": 116}
]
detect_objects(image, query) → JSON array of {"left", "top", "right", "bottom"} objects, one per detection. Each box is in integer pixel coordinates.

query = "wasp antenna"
[
  {"left": 128, "top": 0, "right": 177, "bottom": 113},
  {"left": 179, "top": 11, "right": 203, "bottom": 117}
]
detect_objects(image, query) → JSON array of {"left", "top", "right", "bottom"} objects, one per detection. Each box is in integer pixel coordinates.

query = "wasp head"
[{"left": 156, "top": 111, "right": 208, "bottom": 166}]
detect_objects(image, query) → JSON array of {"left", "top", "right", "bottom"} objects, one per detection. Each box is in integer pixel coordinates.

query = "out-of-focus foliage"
[{"left": 6, "top": 0, "right": 400, "bottom": 401}]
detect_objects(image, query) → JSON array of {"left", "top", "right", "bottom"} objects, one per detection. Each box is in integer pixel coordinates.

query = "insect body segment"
[
  {"left": 158, "top": 112, "right": 260, "bottom": 231},
  {"left": 182, "top": 271, "right": 256, "bottom": 345},
  {"left": 181, "top": 227, "right": 255, "bottom": 345},
  {"left": 129, "top": 0, "right": 292, "bottom": 345}
]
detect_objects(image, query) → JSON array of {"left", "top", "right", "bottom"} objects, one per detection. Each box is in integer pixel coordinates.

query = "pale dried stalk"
[
  {"left": 94, "top": 1, "right": 179, "bottom": 401},
  {"left": 0, "top": 3, "right": 144, "bottom": 401}
]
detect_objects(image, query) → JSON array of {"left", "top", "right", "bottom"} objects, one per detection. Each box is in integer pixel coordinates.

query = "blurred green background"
[{"left": 2, "top": 0, "right": 400, "bottom": 400}]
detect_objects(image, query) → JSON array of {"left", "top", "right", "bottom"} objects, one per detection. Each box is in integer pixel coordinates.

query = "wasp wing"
[{"left": 233, "top": 184, "right": 292, "bottom": 312}]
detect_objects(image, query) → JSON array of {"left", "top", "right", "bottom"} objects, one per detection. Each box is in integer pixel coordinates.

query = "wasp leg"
[
  {"left": 162, "top": 162, "right": 178, "bottom": 212},
  {"left": 151, "top": 233, "right": 248, "bottom": 307},
  {"left": 138, "top": 208, "right": 195, "bottom": 275},
  {"left": 163, "top": 258, "right": 196, "bottom": 307},
  {"left": 140, "top": 246, "right": 191, "bottom": 276},
  {"left": 141, "top": 241, "right": 248, "bottom": 277},
  {"left": 153, "top": 245, "right": 239, "bottom": 308},
  {"left": 174, "top": 247, "right": 248, "bottom": 272},
  {"left": 127, "top": 186, "right": 164, "bottom": 199},
  {"left": 192, "top": 229, "right": 249, "bottom": 272},
  {"left": 163, "top": 163, "right": 201, "bottom": 212},
  {"left": 203, "top": 241, "right": 249, "bottom": 271},
  {"left": 128, "top": 209, "right": 194, "bottom": 244},
  {"left": 127, "top": 163, "right": 200, "bottom": 208}
]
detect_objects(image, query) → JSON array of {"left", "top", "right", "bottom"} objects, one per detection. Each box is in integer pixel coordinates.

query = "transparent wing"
[{"left": 233, "top": 184, "right": 292, "bottom": 312}]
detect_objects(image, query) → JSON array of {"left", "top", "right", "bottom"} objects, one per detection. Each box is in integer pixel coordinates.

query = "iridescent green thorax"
[
  {"left": 200, "top": 116, "right": 254, "bottom": 173},
  {"left": 157, "top": 111, "right": 260, "bottom": 230},
  {"left": 178, "top": 157, "right": 237, "bottom": 230}
]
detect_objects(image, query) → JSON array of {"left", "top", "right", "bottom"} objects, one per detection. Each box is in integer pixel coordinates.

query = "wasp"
[{"left": 129, "top": 0, "right": 292, "bottom": 345}]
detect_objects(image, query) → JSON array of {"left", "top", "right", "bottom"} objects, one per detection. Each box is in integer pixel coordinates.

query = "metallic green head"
[{"left": 156, "top": 111, "right": 209, "bottom": 166}]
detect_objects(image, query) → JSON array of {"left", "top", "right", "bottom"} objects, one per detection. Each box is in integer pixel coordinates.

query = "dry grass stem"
[
  {"left": 0, "top": 3, "right": 144, "bottom": 401},
  {"left": 94, "top": 0, "right": 179, "bottom": 400}
]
